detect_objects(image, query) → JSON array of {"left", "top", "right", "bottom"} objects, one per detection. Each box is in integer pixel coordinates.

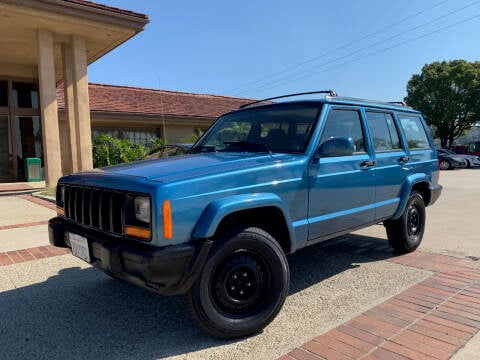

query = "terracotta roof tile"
[{"left": 57, "top": 83, "right": 254, "bottom": 119}]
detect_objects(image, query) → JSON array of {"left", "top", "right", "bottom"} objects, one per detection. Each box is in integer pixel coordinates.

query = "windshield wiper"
[
  {"left": 188, "top": 145, "right": 217, "bottom": 154},
  {"left": 223, "top": 141, "right": 272, "bottom": 154}
]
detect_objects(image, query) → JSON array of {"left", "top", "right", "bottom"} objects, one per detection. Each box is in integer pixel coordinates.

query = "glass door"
[
  {"left": 0, "top": 81, "right": 12, "bottom": 180},
  {"left": 0, "top": 79, "right": 41, "bottom": 181},
  {"left": 14, "top": 116, "right": 42, "bottom": 180},
  {"left": 0, "top": 115, "right": 13, "bottom": 180}
]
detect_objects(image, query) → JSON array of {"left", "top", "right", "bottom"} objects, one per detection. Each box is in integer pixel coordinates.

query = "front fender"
[
  {"left": 192, "top": 193, "right": 295, "bottom": 251},
  {"left": 392, "top": 173, "right": 429, "bottom": 220}
]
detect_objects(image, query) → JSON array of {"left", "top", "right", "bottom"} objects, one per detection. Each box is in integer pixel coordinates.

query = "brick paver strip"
[
  {"left": 282, "top": 250, "right": 480, "bottom": 360},
  {"left": 16, "top": 194, "right": 56, "bottom": 210},
  {"left": 0, "top": 245, "right": 70, "bottom": 266},
  {"left": 0, "top": 220, "right": 49, "bottom": 231}
]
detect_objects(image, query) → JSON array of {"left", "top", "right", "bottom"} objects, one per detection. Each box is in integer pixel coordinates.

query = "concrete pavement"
[{"left": 0, "top": 170, "right": 479, "bottom": 359}]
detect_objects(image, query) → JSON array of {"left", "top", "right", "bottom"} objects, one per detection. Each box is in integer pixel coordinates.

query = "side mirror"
[{"left": 316, "top": 137, "right": 355, "bottom": 158}]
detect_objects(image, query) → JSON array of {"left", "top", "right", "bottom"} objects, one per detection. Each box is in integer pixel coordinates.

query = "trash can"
[{"left": 24, "top": 158, "right": 43, "bottom": 182}]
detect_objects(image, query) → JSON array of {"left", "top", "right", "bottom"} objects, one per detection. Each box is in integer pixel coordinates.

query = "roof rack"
[
  {"left": 325, "top": 96, "right": 412, "bottom": 108},
  {"left": 238, "top": 90, "right": 337, "bottom": 109},
  {"left": 388, "top": 101, "right": 408, "bottom": 106}
]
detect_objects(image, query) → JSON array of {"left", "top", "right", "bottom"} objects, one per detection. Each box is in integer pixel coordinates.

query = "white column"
[
  {"left": 71, "top": 35, "right": 93, "bottom": 171},
  {"left": 37, "top": 29, "right": 62, "bottom": 187},
  {"left": 62, "top": 42, "right": 79, "bottom": 174}
]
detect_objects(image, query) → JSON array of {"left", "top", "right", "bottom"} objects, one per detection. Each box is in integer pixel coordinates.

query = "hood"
[{"left": 91, "top": 153, "right": 297, "bottom": 183}]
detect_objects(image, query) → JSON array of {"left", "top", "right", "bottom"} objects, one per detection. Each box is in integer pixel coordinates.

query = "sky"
[{"left": 88, "top": 0, "right": 480, "bottom": 102}]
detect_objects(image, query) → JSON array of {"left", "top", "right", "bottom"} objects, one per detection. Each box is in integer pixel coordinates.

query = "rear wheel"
[
  {"left": 385, "top": 191, "right": 425, "bottom": 253},
  {"left": 186, "top": 227, "right": 289, "bottom": 339}
]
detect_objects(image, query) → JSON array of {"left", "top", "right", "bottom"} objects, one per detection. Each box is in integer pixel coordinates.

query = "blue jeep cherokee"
[{"left": 49, "top": 91, "right": 442, "bottom": 338}]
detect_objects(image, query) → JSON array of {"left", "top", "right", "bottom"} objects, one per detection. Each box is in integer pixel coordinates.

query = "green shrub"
[{"left": 92, "top": 134, "right": 147, "bottom": 168}]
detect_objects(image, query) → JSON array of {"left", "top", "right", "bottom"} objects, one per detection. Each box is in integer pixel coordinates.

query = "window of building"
[
  {"left": 13, "top": 82, "right": 39, "bottom": 109},
  {"left": 320, "top": 109, "right": 366, "bottom": 153},
  {"left": 123, "top": 130, "right": 158, "bottom": 146},
  {"left": 92, "top": 128, "right": 159, "bottom": 147},
  {"left": 366, "top": 111, "right": 402, "bottom": 152},
  {"left": 0, "top": 81, "right": 8, "bottom": 108},
  {"left": 398, "top": 114, "right": 430, "bottom": 149}
]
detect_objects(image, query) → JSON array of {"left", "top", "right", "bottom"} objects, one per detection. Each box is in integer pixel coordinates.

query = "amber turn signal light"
[{"left": 124, "top": 225, "right": 151, "bottom": 240}]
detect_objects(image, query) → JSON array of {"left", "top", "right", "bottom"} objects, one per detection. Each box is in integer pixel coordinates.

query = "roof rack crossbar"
[
  {"left": 387, "top": 101, "right": 407, "bottom": 106},
  {"left": 239, "top": 90, "right": 337, "bottom": 109}
]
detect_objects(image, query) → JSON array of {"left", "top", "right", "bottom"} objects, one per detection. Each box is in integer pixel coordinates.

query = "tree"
[{"left": 405, "top": 60, "right": 480, "bottom": 147}]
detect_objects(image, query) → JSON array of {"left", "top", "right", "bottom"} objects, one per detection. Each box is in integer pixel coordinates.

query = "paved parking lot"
[{"left": 0, "top": 170, "right": 479, "bottom": 359}]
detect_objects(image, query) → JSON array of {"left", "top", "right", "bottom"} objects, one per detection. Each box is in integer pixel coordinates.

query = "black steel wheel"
[
  {"left": 385, "top": 191, "right": 425, "bottom": 253},
  {"left": 186, "top": 227, "right": 289, "bottom": 339}
]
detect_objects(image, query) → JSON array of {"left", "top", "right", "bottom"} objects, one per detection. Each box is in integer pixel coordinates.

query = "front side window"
[
  {"left": 320, "top": 109, "right": 366, "bottom": 153},
  {"left": 366, "top": 111, "right": 402, "bottom": 152},
  {"left": 191, "top": 103, "right": 321, "bottom": 153},
  {"left": 398, "top": 114, "right": 430, "bottom": 149}
]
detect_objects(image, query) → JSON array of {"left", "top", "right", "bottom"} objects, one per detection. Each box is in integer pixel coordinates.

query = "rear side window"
[
  {"left": 398, "top": 114, "right": 430, "bottom": 149},
  {"left": 366, "top": 111, "right": 402, "bottom": 152},
  {"left": 320, "top": 109, "right": 366, "bottom": 153}
]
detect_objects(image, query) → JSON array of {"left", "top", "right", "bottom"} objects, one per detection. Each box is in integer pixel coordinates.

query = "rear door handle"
[
  {"left": 399, "top": 156, "right": 410, "bottom": 164},
  {"left": 360, "top": 160, "right": 375, "bottom": 169}
]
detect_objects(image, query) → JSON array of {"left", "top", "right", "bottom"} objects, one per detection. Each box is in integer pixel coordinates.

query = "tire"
[
  {"left": 466, "top": 160, "right": 472, "bottom": 168},
  {"left": 385, "top": 192, "right": 425, "bottom": 254},
  {"left": 186, "top": 227, "right": 289, "bottom": 339},
  {"left": 439, "top": 160, "right": 451, "bottom": 170}
]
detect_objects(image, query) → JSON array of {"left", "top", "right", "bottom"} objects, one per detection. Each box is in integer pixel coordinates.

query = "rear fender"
[{"left": 392, "top": 173, "right": 429, "bottom": 220}]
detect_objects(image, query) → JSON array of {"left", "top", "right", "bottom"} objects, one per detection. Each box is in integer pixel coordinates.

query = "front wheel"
[
  {"left": 385, "top": 192, "right": 425, "bottom": 253},
  {"left": 186, "top": 227, "right": 289, "bottom": 339},
  {"left": 439, "top": 160, "right": 451, "bottom": 170}
]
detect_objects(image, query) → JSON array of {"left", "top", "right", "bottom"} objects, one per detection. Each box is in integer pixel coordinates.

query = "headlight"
[{"left": 134, "top": 197, "right": 151, "bottom": 223}]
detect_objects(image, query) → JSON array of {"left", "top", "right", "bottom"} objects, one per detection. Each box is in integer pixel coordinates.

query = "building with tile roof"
[
  {"left": 55, "top": 83, "right": 250, "bottom": 173},
  {"left": 0, "top": 0, "right": 148, "bottom": 186}
]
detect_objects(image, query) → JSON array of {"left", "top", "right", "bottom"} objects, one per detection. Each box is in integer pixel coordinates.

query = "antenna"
[{"left": 158, "top": 77, "right": 167, "bottom": 144}]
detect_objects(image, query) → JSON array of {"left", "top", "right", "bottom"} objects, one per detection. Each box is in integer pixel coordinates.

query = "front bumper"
[
  {"left": 451, "top": 159, "right": 468, "bottom": 168},
  {"left": 49, "top": 217, "right": 212, "bottom": 295}
]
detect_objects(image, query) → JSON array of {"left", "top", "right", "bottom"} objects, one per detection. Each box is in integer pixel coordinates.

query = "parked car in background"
[
  {"left": 436, "top": 149, "right": 468, "bottom": 170},
  {"left": 437, "top": 149, "right": 480, "bottom": 168}
]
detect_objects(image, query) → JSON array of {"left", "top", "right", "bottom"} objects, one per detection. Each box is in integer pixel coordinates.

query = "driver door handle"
[
  {"left": 360, "top": 160, "right": 375, "bottom": 169},
  {"left": 399, "top": 156, "right": 410, "bottom": 164}
]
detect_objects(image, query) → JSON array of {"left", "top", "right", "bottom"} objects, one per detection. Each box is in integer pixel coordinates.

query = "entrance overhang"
[
  {"left": 0, "top": 0, "right": 148, "bottom": 187},
  {"left": 0, "top": 0, "right": 148, "bottom": 79}
]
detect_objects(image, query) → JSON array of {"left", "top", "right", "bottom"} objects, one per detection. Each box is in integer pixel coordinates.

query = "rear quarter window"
[{"left": 397, "top": 114, "right": 430, "bottom": 150}]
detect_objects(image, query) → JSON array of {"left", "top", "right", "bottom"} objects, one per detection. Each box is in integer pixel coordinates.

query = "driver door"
[{"left": 308, "top": 108, "right": 375, "bottom": 240}]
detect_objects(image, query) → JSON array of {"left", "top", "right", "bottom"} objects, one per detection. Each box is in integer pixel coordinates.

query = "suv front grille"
[{"left": 64, "top": 185, "right": 124, "bottom": 235}]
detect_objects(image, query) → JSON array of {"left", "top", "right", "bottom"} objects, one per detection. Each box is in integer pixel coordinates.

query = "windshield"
[{"left": 190, "top": 103, "right": 322, "bottom": 154}]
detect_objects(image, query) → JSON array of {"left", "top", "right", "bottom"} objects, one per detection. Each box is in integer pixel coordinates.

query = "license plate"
[{"left": 69, "top": 233, "right": 91, "bottom": 263}]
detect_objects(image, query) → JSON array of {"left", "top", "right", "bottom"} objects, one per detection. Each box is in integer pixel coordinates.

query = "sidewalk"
[{"left": 0, "top": 187, "right": 55, "bottom": 252}]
